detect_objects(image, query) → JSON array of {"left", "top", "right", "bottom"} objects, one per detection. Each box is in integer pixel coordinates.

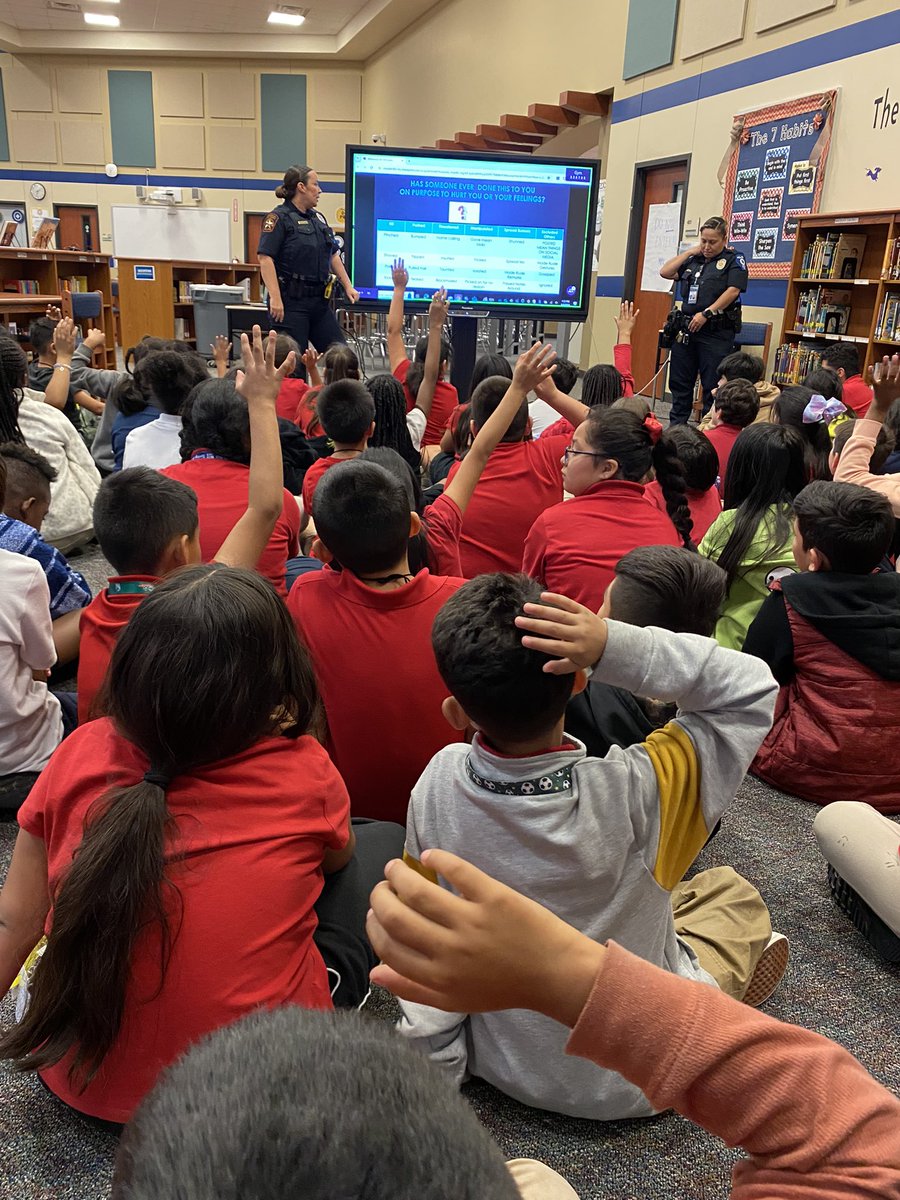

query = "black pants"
[
  {"left": 313, "top": 817, "right": 406, "bottom": 1008},
  {"left": 667, "top": 327, "right": 735, "bottom": 425},
  {"left": 271, "top": 297, "right": 346, "bottom": 368}
]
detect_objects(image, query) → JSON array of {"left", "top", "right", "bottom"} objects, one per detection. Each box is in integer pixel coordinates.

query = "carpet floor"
[{"left": 1, "top": 773, "right": 897, "bottom": 1198}]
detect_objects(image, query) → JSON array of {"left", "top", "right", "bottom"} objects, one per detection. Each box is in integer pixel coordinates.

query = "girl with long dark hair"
[{"left": 773, "top": 384, "right": 841, "bottom": 482}]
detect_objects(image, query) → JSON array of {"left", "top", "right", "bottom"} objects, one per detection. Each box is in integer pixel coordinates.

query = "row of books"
[
  {"left": 793, "top": 287, "right": 852, "bottom": 335},
  {"left": 771, "top": 341, "right": 823, "bottom": 385},
  {"left": 875, "top": 293, "right": 900, "bottom": 343},
  {"left": 175, "top": 281, "right": 194, "bottom": 301},
  {"left": 799, "top": 232, "right": 867, "bottom": 280},
  {"left": 64, "top": 275, "right": 91, "bottom": 293},
  {"left": 883, "top": 237, "right": 900, "bottom": 281},
  {"left": 1, "top": 279, "right": 42, "bottom": 294}
]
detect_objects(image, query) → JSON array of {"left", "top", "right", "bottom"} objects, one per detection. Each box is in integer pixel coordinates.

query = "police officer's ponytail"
[{"left": 275, "top": 165, "right": 314, "bottom": 200}]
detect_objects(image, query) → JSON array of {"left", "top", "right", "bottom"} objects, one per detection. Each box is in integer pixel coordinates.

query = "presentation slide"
[{"left": 346, "top": 149, "right": 598, "bottom": 316}]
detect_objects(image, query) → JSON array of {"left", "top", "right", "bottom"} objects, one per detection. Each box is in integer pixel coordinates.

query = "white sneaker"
[{"left": 743, "top": 932, "right": 790, "bottom": 1008}]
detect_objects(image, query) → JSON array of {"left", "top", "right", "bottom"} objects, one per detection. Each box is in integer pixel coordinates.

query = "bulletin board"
[{"left": 722, "top": 91, "right": 837, "bottom": 279}]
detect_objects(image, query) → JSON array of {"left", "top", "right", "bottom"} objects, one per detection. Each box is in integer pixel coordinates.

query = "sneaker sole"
[{"left": 743, "top": 934, "right": 790, "bottom": 1008}]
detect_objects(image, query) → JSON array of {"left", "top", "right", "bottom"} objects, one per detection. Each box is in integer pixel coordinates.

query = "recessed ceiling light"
[
  {"left": 268, "top": 9, "right": 306, "bottom": 25},
  {"left": 84, "top": 11, "right": 120, "bottom": 23}
]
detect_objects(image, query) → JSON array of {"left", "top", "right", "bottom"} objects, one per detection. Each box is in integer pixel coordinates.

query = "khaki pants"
[
  {"left": 814, "top": 802, "right": 900, "bottom": 935},
  {"left": 508, "top": 1159, "right": 579, "bottom": 1199},
  {"left": 672, "top": 865, "right": 772, "bottom": 1000}
]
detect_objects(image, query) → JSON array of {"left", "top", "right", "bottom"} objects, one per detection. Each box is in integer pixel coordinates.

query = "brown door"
[
  {"left": 244, "top": 213, "right": 266, "bottom": 264},
  {"left": 628, "top": 163, "right": 687, "bottom": 398},
  {"left": 54, "top": 205, "right": 100, "bottom": 251}
]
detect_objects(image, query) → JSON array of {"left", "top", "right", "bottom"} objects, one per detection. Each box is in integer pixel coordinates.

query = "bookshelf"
[
  {"left": 117, "top": 259, "right": 262, "bottom": 355},
  {"left": 773, "top": 210, "right": 899, "bottom": 384},
  {"left": 0, "top": 247, "right": 116, "bottom": 369}
]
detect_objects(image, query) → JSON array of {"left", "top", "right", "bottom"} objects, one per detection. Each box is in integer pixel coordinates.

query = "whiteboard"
[
  {"left": 640, "top": 201, "right": 681, "bottom": 293},
  {"left": 111, "top": 206, "right": 231, "bottom": 261}
]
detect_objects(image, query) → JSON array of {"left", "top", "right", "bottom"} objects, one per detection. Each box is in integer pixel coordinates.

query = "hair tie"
[
  {"left": 802, "top": 394, "right": 846, "bottom": 424},
  {"left": 643, "top": 413, "right": 663, "bottom": 445},
  {"left": 143, "top": 768, "right": 171, "bottom": 790}
]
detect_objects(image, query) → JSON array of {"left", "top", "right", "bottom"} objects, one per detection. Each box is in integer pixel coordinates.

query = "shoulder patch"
[
  {"left": 735, "top": 253, "right": 747, "bottom": 269},
  {"left": 262, "top": 213, "right": 278, "bottom": 233}
]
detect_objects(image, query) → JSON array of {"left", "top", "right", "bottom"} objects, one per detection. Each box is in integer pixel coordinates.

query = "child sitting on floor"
[
  {"left": 745, "top": 480, "right": 900, "bottom": 813},
  {"left": 646, "top": 424, "right": 721, "bottom": 540},
  {"left": 300, "top": 380, "right": 375, "bottom": 516},
  {"left": 701, "top": 350, "right": 779, "bottom": 426},
  {"left": 821, "top": 341, "right": 873, "bottom": 417},
  {"left": 398, "top": 572, "right": 783, "bottom": 1121},
  {"left": 122, "top": 349, "right": 210, "bottom": 471},
  {"left": 0, "top": 443, "right": 90, "bottom": 665},
  {"left": 703, "top": 379, "right": 759, "bottom": 495},
  {"left": 77, "top": 327, "right": 293, "bottom": 721}
]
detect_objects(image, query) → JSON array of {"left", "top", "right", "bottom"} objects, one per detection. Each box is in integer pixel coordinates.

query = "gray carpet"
[{"left": 1, "top": 774, "right": 897, "bottom": 1198}]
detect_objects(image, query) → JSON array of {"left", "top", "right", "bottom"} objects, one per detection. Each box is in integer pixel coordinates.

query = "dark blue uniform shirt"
[
  {"left": 257, "top": 202, "right": 338, "bottom": 284},
  {"left": 675, "top": 249, "right": 748, "bottom": 322}
]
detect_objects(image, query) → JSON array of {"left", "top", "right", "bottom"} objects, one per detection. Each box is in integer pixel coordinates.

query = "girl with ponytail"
[
  {"left": 523, "top": 406, "right": 692, "bottom": 610},
  {"left": 0, "top": 563, "right": 397, "bottom": 1124}
]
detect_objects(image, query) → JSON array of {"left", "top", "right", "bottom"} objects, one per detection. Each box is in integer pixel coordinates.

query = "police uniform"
[
  {"left": 257, "top": 201, "right": 346, "bottom": 354},
  {"left": 667, "top": 248, "right": 748, "bottom": 425}
]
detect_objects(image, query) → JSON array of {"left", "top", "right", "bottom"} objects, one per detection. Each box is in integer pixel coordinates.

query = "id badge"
[{"left": 687, "top": 283, "right": 699, "bottom": 305}]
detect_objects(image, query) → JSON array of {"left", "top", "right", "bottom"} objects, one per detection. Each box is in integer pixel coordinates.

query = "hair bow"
[
  {"left": 802, "top": 394, "right": 846, "bottom": 424},
  {"left": 643, "top": 413, "right": 663, "bottom": 445}
]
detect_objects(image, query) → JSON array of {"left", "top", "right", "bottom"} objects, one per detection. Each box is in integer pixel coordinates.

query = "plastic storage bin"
[{"left": 190, "top": 284, "right": 247, "bottom": 355}]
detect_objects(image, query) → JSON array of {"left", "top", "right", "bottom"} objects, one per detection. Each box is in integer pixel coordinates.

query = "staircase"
[{"left": 424, "top": 90, "right": 609, "bottom": 153}]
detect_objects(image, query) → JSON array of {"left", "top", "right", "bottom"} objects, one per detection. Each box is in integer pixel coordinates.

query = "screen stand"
[{"left": 449, "top": 314, "right": 478, "bottom": 402}]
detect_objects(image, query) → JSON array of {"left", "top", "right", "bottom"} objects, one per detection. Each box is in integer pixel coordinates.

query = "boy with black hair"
[
  {"left": 77, "top": 327, "right": 293, "bottom": 722},
  {"left": 704, "top": 379, "right": 760, "bottom": 494},
  {"left": 0, "top": 443, "right": 91, "bottom": 664},
  {"left": 529, "top": 356, "right": 577, "bottom": 437},
  {"left": 747, "top": 479, "right": 900, "bottom": 812},
  {"left": 400, "top": 573, "right": 783, "bottom": 1120},
  {"left": 703, "top": 350, "right": 779, "bottom": 425},
  {"left": 830, "top": 418, "right": 894, "bottom": 475},
  {"left": 27, "top": 316, "right": 104, "bottom": 428},
  {"left": 300, "top": 378, "right": 375, "bottom": 515},
  {"left": 821, "top": 342, "right": 872, "bottom": 417}
]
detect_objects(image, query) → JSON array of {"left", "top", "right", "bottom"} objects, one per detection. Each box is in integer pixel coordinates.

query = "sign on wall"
[{"left": 721, "top": 91, "right": 837, "bottom": 279}]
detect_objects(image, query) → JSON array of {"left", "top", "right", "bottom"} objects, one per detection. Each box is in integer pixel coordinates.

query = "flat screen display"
[{"left": 345, "top": 146, "right": 600, "bottom": 318}]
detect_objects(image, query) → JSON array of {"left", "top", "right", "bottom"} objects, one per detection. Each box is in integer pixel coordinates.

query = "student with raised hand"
[
  {"left": 699, "top": 424, "right": 806, "bottom": 650},
  {"left": 523, "top": 407, "right": 692, "bottom": 611},
  {"left": 395, "top": 573, "right": 782, "bottom": 1121},
  {"left": 387, "top": 257, "right": 458, "bottom": 447},
  {"left": 27, "top": 315, "right": 104, "bottom": 430},
  {"left": 746, "top": 480, "right": 900, "bottom": 812},
  {"left": 834, "top": 353, "right": 900, "bottom": 513},
  {"left": 77, "top": 327, "right": 294, "bottom": 721},
  {"left": 368, "top": 852, "right": 900, "bottom": 1198}
]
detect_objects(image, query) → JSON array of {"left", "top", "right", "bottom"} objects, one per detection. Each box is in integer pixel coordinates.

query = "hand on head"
[{"left": 515, "top": 591, "right": 608, "bottom": 675}]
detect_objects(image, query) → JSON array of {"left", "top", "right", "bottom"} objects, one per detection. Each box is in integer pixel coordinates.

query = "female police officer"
[
  {"left": 257, "top": 164, "right": 359, "bottom": 354},
  {"left": 659, "top": 216, "right": 748, "bottom": 425}
]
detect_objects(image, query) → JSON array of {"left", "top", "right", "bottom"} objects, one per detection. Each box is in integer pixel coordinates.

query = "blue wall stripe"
[
  {"left": 0, "top": 71, "right": 9, "bottom": 163},
  {"left": 108, "top": 70, "right": 156, "bottom": 169},
  {"left": 260, "top": 74, "right": 307, "bottom": 174},
  {"left": 612, "top": 9, "right": 900, "bottom": 124},
  {"left": 597, "top": 274, "right": 786, "bottom": 308},
  {"left": 0, "top": 166, "right": 343, "bottom": 193}
]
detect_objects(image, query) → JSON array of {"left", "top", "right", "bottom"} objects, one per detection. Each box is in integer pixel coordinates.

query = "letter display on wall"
[{"left": 722, "top": 91, "right": 837, "bottom": 279}]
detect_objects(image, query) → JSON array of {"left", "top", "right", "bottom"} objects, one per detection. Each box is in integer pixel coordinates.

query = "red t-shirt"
[
  {"left": 422, "top": 492, "right": 464, "bottom": 576},
  {"left": 703, "top": 423, "right": 742, "bottom": 496},
  {"left": 394, "top": 358, "right": 459, "bottom": 448},
  {"left": 523, "top": 479, "right": 681, "bottom": 610},
  {"left": 18, "top": 720, "right": 349, "bottom": 1123},
  {"left": 540, "top": 344, "right": 636, "bottom": 441},
  {"left": 161, "top": 456, "right": 300, "bottom": 597},
  {"left": 301, "top": 455, "right": 344, "bottom": 516},
  {"left": 288, "top": 567, "right": 464, "bottom": 824},
  {"left": 275, "top": 376, "right": 310, "bottom": 424},
  {"left": 296, "top": 385, "right": 324, "bottom": 438},
  {"left": 446, "top": 435, "right": 568, "bottom": 577},
  {"left": 645, "top": 480, "right": 722, "bottom": 543},
  {"left": 76, "top": 577, "right": 156, "bottom": 723},
  {"left": 840, "top": 374, "right": 873, "bottom": 418}
]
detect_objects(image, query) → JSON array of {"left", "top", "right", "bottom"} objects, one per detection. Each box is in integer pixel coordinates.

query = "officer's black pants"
[
  {"left": 667, "top": 327, "right": 735, "bottom": 425},
  {"left": 271, "top": 297, "right": 346, "bottom": 371}
]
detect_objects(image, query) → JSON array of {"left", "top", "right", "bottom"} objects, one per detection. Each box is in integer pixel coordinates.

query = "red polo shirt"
[
  {"left": 161, "top": 456, "right": 300, "bottom": 596},
  {"left": 645, "top": 480, "right": 722, "bottom": 543},
  {"left": 301, "top": 455, "right": 344, "bottom": 516},
  {"left": 523, "top": 479, "right": 681, "bottom": 610},
  {"left": 77, "top": 576, "right": 156, "bottom": 722},
  {"left": 840, "top": 374, "right": 873, "bottom": 418},
  {"left": 394, "top": 358, "right": 459, "bottom": 448},
  {"left": 703, "top": 423, "right": 742, "bottom": 496},
  {"left": 287, "top": 567, "right": 464, "bottom": 824},
  {"left": 275, "top": 376, "right": 310, "bottom": 424},
  {"left": 446, "top": 435, "right": 568, "bottom": 577}
]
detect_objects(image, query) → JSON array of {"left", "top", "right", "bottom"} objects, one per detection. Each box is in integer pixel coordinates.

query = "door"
[
  {"left": 244, "top": 213, "right": 266, "bottom": 264},
  {"left": 624, "top": 161, "right": 688, "bottom": 398},
  {"left": 54, "top": 205, "right": 100, "bottom": 251}
]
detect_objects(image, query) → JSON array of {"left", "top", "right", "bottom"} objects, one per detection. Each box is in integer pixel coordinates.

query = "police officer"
[
  {"left": 257, "top": 164, "right": 358, "bottom": 357},
  {"left": 659, "top": 216, "right": 748, "bottom": 425}
]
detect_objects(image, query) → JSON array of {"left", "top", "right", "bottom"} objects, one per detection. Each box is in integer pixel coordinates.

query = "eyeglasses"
[{"left": 562, "top": 445, "right": 607, "bottom": 465}]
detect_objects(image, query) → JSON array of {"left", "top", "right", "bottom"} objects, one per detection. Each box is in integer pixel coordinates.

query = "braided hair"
[
  {"left": 0, "top": 335, "right": 28, "bottom": 445},
  {"left": 584, "top": 408, "right": 694, "bottom": 548},
  {"left": 582, "top": 363, "right": 625, "bottom": 409},
  {"left": 366, "top": 374, "right": 421, "bottom": 473}
]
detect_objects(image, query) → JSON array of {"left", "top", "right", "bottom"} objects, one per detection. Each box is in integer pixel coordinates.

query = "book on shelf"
[
  {"left": 875, "top": 293, "right": 900, "bottom": 342},
  {"left": 64, "top": 275, "right": 90, "bottom": 293},
  {"left": 772, "top": 341, "right": 825, "bottom": 385},
  {"left": 794, "top": 287, "right": 852, "bottom": 335},
  {"left": 2, "top": 279, "right": 41, "bottom": 294},
  {"left": 884, "top": 237, "right": 900, "bottom": 281},
  {"left": 800, "top": 232, "right": 867, "bottom": 280},
  {"left": 174, "top": 281, "right": 193, "bottom": 302},
  {"left": 174, "top": 317, "right": 187, "bottom": 339}
]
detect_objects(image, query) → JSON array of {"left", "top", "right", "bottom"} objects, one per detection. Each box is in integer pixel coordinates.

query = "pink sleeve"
[
  {"left": 614, "top": 343, "right": 635, "bottom": 397},
  {"left": 423, "top": 493, "right": 464, "bottom": 577},
  {"left": 567, "top": 942, "right": 900, "bottom": 1199},
  {"left": 833, "top": 419, "right": 900, "bottom": 517}
]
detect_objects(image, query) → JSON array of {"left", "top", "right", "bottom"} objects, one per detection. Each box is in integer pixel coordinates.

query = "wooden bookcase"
[
  {"left": 117, "top": 259, "right": 262, "bottom": 355},
  {"left": 0, "top": 247, "right": 116, "bottom": 369},
  {"left": 774, "top": 209, "right": 898, "bottom": 384}
]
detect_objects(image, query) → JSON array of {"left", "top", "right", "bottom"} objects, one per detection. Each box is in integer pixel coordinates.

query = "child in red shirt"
[
  {"left": 821, "top": 342, "right": 873, "bottom": 417},
  {"left": 78, "top": 328, "right": 294, "bottom": 721},
  {"left": 300, "top": 379, "right": 375, "bottom": 516},
  {"left": 295, "top": 343, "right": 361, "bottom": 439},
  {"left": 271, "top": 333, "right": 309, "bottom": 423},
  {"left": 0, "top": 562, "right": 401, "bottom": 1125},
  {"left": 387, "top": 259, "right": 458, "bottom": 447},
  {"left": 646, "top": 424, "right": 722, "bottom": 542},
  {"left": 703, "top": 378, "right": 759, "bottom": 496},
  {"left": 523, "top": 407, "right": 692, "bottom": 611}
]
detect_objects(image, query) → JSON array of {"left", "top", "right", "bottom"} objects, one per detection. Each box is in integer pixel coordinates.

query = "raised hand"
[
  {"left": 614, "top": 300, "right": 640, "bottom": 339},
  {"left": 301, "top": 346, "right": 319, "bottom": 373},
  {"left": 428, "top": 287, "right": 449, "bottom": 327},
  {"left": 52, "top": 316, "right": 77, "bottom": 360},
  {"left": 391, "top": 257, "right": 409, "bottom": 290},
  {"left": 212, "top": 334, "right": 230, "bottom": 364},
  {"left": 867, "top": 353, "right": 900, "bottom": 421},
  {"left": 515, "top": 591, "right": 608, "bottom": 674},
  {"left": 513, "top": 341, "right": 557, "bottom": 395},
  {"left": 235, "top": 325, "right": 294, "bottom": 406},
  {"left": 368, "top": 851, "right": 604, "bottom": 1026},
  {"left": 45, "top": 304, "right": 63, "bottom": 323}
]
